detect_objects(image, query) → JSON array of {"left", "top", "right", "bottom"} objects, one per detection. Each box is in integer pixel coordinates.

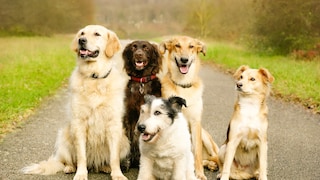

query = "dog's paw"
[
  {"left": 111, "top": 174, "right": 128, "bottom": 180},
  {"left": 73, "top": 168, "right": 88, "bottom": 180},
  {"left": 100, "top": 165, "right": 111, "bottom": 173},
  {"left": 196, "top": 172, "right": 207, "bottom": 180},
  {"left": 203, "top": 160, "right": 218, "bottom": 171},
  {"left": 64, "top": 165, "right": 76, "bottom": 174}
]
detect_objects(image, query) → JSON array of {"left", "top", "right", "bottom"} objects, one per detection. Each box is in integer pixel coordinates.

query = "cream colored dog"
[
  {"left": 22, "top": 25, "right": 130, "bottom": 180},
  {"left": 218, "top": 65, "right": 274, "bottom": 180},
  {"left": 159, "top": 36, "right": 219, "bottom": 180}
]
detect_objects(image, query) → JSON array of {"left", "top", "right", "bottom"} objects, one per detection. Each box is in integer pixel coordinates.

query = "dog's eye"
[
  {"left": 189, "top": 45, "right": 194, "bottom": 48},
  {"left": 94, "top": 32, "right": 101, "bottom": 36},
  {"left": 250, "top": 77, "right": 256, "bottom": 81},
  {"left": 142, "top": 44, "right": 147, "bottom": 49},
  {"left": 154, "top": 111, "right": 161, "bottom": 116},
  {"left": 240, "top": 75, "right": 243, "bottom": 79},
  {"left": 133, "top": 44, "right": 137, "bottom": 49},
  {"left": 175, "top": 44, "right": 181, "bottom": 48},
  {"left": 80, "top": 32, "right": 84, "bottom": 36}
]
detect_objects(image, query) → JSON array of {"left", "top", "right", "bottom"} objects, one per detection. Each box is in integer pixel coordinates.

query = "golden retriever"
[
  {"left": 22, "top": 25, "right": 130, "bottom": 180},
  {"left": 136, "top": 95, "right": 197, "bottom": 180},
  {"left": 159, "top": 36, "right": 219, "bottom": 180},
  {"left": 218, "top": 65, "right": 274, "bottom": 180}
]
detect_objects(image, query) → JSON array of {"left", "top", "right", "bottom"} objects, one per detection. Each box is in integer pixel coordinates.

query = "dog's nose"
[
  {"left": 78, "top": 38, "right": 87, "bottom": 45},
  {"left": 236, "top": 82, "right": 243, "bottom": 88},
  {"left": 138, "top": 124, "right": 146, "bottom": 133},
  {"left": 135, "top": 50, "right": 143, "bottom": 58},
  {"left": 180, "top": 57, "right": 188, "bottom": 64}
]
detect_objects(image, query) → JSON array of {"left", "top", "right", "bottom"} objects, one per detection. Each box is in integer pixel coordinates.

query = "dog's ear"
[
  {"left": 122, "top": 43, "right": 134, "bottom": 74},
  {"left": 259, "top": 68, "right": 275, "bottom": 84},
  {"left": 233, "top": 65, "right": 249, "bottom": 79},
  {"left": 70, "top": 29, "right": 82, "bottom": 53},
  {"left": 196, "top": 40, "right": 206, "bottom": 56},
  {"left": 105, "top": 31, "right": 121, "bottom": 58},
  {"left": 151, "top": 43, "right": 162, "bottom": 74},
  {"left": 159, "top": 40, "right": 173, "bottom": 54},
  {"left": 144, "top": 94, "right": 156, "bottom": 104},
  {"left": 168, "top": 96, "right": 187, "bottom": 112}
]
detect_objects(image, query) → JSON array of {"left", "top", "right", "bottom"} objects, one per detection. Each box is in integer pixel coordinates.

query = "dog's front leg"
[
  {"left": 73, "top": 121, "right": 88, "bottom": 180},
  {"left": 108, "top": 130, "right": 127, "bottom": 180},
  {"left": 220, "top": 137, "right": 242, "bottom": 180},
  {"left": 258, "top": 136, "right": 268, "bottom": 180},
  {"left": 191, "top": 121, "right": 206, "bottom": 180},
  {"left": 137, "top": 155, "right": 155, "bottom": 180}
]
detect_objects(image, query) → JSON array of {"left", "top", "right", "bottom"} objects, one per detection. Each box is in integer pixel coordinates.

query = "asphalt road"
[{"left": 1, "top": 61, "right": 320, "bottom": 180}]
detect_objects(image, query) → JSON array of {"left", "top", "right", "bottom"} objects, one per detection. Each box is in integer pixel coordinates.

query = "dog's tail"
[{"left": 21, "top": 156, "right": 65, "bottom": 175}]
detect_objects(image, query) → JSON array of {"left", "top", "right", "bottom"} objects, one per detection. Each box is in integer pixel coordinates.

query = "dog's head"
[
  {"left": 71, "top": 25, "right": 121, "bottom": 61},
  {"left": 136, "top": 95, "right": 187, "bottom": 143},
  {"left": 122, "top": 41, "right": 161, "bottom": 76},
  {"left": 233, "top": 65, "right": 274, "bottom": 96},
  {"left": 159, "top": 36, "right": 206, "bottom": 74}
]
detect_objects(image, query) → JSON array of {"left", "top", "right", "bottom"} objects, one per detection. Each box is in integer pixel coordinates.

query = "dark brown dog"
[{"left": 122, "top": 40, "right": 162, "bottom": 168}]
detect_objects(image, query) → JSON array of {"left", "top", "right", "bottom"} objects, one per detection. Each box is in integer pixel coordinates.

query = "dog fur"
[
  {"left": 136, "top": 95, "right": 197, "bottom": 180},
  {"left": 122, "top": 40, "right": 162, "bottom": 168},
  {"left": 21, "top": 25, "right": 130, "bottom": 180},
  {"left": 218, "top": 65, "right": 274, "bottom": 180},
  {"left": 159, "top": 36, "right": 219, "bottom": 180}
]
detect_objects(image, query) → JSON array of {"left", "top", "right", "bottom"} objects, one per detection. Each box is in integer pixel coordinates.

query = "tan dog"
[
  {"left": 159, "top": 36, "right": 219, "bottom": 180},
  {"left": 22, "top": 25, "right": 130, "bottom": 180},
  {"left": 218, "top": 65, "right": 274, "bottom": 180}
]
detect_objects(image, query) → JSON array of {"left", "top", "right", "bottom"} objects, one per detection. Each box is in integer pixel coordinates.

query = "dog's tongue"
[
  {"left": 136, "top": 61, "right": 144, "bottom": 68},
  {"left": 179, "top": 65, "right": 189, "bottom": 74},
  {"left": 80, "top": 49, "right": 90, "bottom": 55},
  {"left": 142, "top": 133, "right": 151, "bottom": 141}
]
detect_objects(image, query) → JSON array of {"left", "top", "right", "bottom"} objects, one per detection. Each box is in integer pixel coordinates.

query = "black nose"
[
  {"left": 236, "top": 82, "right": 243, "bottom": 88},
  {"left": 78, "top": 38, "right": 87, "bottom": 45},
  {"left": 180, "top": 57, "right": 188, "bottom": 63},
  {"left": 138, "top": 124, "right": 146, "bottom": 133}
]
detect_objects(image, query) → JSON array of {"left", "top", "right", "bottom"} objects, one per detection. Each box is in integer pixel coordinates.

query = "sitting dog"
[
  {"left": 21, "top": 25, "right": 130, "bottom": 180},
  {"left": 159, "top": 36, "right": 219, "bottom": 180},
  {"left": 136, "top": 95, "right": 197, "bottom": 180},
  {"left": 122, "top": 40, "right": 162, "bottom": 168},
  {"left": 218, "top": 65, "right": 274, "bottom": 180}
]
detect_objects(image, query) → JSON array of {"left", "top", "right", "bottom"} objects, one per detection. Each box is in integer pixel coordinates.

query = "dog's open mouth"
[
  {"left": 175, "top": 58, "right": 190, "bottom": 74},
  {"left": 135, "top": 60, "right": 148, "bottom": 70},
  {"left": 79, "top": 48, "right": 99, "bottom": 58},
  {"left": 141, "top": 132, "right": 156, "bottom": 142}
]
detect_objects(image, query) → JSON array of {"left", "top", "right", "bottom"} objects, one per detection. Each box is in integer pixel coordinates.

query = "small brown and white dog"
[
  {"left": 136, "top": 95, "right": 197, "bottom": 180},
  {"left": 159, "top": 36, "right": 219, "bottom": 180},
  {"left": 218, "top": 65, "right": 274, "bottom": 180},
  {"left": 22, "top": 25, "right": 130, "bottom": 180}
]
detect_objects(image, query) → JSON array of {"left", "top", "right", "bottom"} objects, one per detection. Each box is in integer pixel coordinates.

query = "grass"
[
  {"left": 202, "top": 41, "right": 320, "bottom": 113},
  {"left": 0, "top": 35, "right": 75, "bottom": 139}
]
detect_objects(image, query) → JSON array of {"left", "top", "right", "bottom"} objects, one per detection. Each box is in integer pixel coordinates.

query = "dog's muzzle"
[{"left": 78, "top": 37, "right": 99, "bottom": 59}]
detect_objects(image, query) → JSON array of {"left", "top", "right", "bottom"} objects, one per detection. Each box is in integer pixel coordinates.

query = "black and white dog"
[{"left": 136, "top": 95, "right": 197, "bottom": 180}]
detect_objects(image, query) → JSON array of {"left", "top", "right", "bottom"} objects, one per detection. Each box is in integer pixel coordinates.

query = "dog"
[
  {"left": 136, "top": 95, "right": 197, "bottom": 180},
  {"left": 217, "top": 65, "right": 274, "bottom": 180},
  {"left": 22, "top": 25, "right": 130, "bottom": 180},
  {"left": 122, "top": 40, "right": 162, "bottom": 168},
  {"left": 159, "top": 36, "right": 220, "bottom": 180}
]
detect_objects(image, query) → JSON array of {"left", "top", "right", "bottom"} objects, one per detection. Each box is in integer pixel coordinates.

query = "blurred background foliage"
[{"left": 0, "top": 0, "right": 319, "bottom": 55}]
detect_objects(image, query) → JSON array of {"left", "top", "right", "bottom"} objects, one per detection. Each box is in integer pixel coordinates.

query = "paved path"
[{"left": 1, "top": 63, "right": 320, "bottom": 180}]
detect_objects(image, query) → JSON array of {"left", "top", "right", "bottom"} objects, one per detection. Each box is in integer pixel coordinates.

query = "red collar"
[{"left": 130, "top": 75, "right": 157, "bottom": 83}]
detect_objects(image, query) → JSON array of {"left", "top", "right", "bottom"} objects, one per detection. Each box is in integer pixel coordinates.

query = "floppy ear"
[
  {"left": 122, "top": 43, "right": 135, "bottom": 74},
  {"left": 159, "top": 40, "right": 173, "bottom": 54},
  {"left": 105, "top": 31, "right": 121, "bottom": 58},
  {"left": 144, "top": 94, "right": 156, "bottom": 104},
  {"left": 259, "top": 68, "right": 275, "bottom": 84},
  {"left": 70, "top": 30, "right": 81, "bottom": 52},
  {"left": 168, "top": 96, "right": 187, "bottom": 112},
  {"left": 151, "top": 43, "right": 162, "bottom": 74},
  {"left": 196, "top": 40, "right": 206, "bottom": 56},
  {"left": 233, "top": 65, "right": 249, "bottom": 79}
]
